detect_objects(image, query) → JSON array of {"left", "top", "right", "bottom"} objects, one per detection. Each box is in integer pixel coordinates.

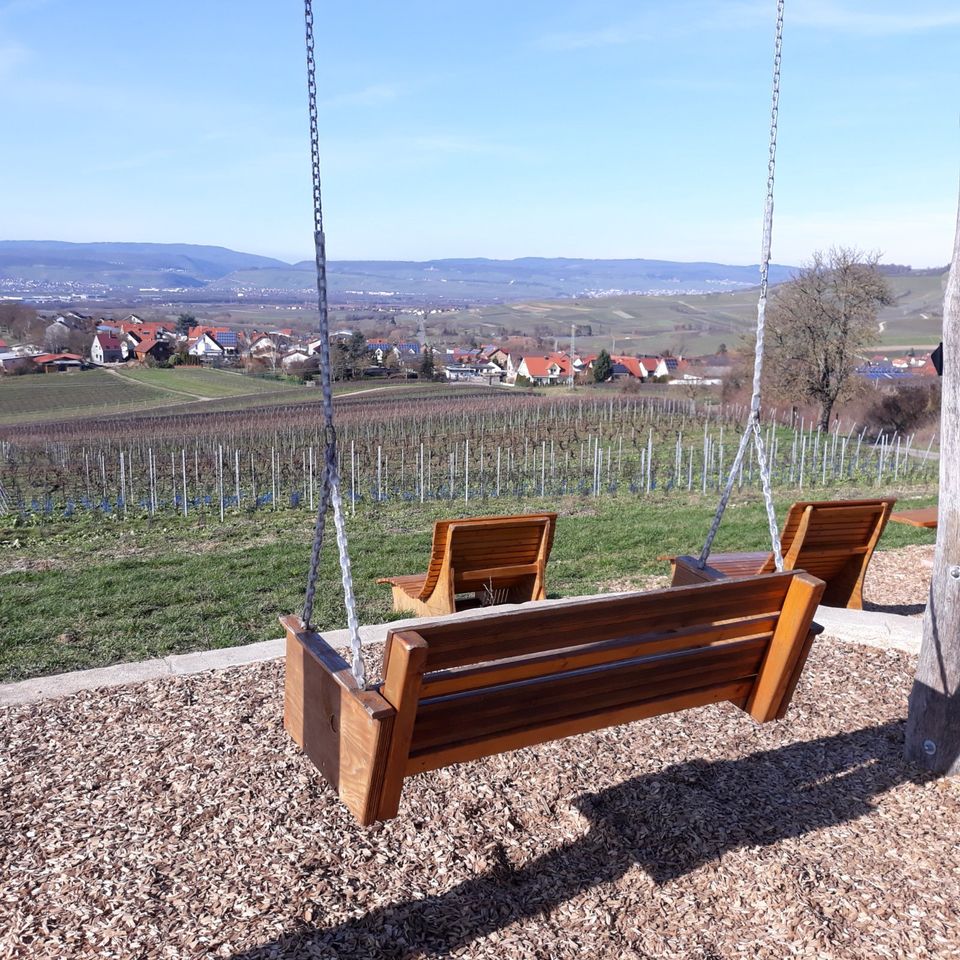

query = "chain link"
[
  {"left": 301, "top": 0, "right": 366, "bottom": 684},
  {"left": 699, "top": 0, "right": 785, "bottom": 571}
]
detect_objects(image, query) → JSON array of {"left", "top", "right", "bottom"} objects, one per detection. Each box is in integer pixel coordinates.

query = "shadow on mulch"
[
  {"left": 864, "top": 600, "right": 927, "bottom": 616},
  {"left": 231, "top": 719, "right": 929, "bottom": 960}
]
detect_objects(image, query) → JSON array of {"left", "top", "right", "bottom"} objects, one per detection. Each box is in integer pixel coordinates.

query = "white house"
[
  {"left": 280, "top": 350, "right": 311, "bottom": 369},
  {"left": 188, "top": 333, "right": 226, "bottom": 358},
  {"left": 248, "top": 335, "right": 279, "bottom": 360},
  {"left": 90, "top": 332, "right": 126, "bottom": 365}
]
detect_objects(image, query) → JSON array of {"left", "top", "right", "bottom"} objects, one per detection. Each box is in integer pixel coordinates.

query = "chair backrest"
[
  {"left": 376, "top": 567, "right": 824, "bottom": 820},
  {"left": 756, "top": 498, "right": 895, "bottom": 605},
  {"left": 416, "top": 512, "right": 557, "bottom": 600},
  {"left": 776, "top": 497, "right": 896, "bottom": 559}
]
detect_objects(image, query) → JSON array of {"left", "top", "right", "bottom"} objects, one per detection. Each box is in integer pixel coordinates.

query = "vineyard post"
[
  {"left": 218, "top": 444, "right": 224, "bottom": 522},
  {"left": 181, "top": 449, "right": 188, "bottom": 518},
  {"left": 119, "top": 452, "right": 127, "bottom": 520}
]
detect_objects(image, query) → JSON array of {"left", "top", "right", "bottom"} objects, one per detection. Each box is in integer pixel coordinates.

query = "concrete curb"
[
  {"left": 812, "top": 606, "right": 922, "bottom": 655},
  {"left": 0, "top": 600, "right": 925, "bottom": 708}
]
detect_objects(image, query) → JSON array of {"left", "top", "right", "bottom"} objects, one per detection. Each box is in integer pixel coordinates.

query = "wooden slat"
[
  {"left": 404, "top": 572, "right": 795, "bottom": 671},
  {"left": 411, "top": 637, "right": 767, "bottom": 753},
  {"left": 376, "top": 631, "right": 428, "bottom": 822},
  {"left": 406, "top": 679, "right": 755, "bottom": 774},
  {"left": 421, "top": 614, "right": 778, "bottom": 696},
  {"left": 676, "top": 553, "right": 769, "bottom": 581},
  {"left": 746, "top": 573, "right": 825, "bottom": 721}
]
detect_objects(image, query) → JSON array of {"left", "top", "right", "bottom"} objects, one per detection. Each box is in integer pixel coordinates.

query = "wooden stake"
[{"left": 906, "top": 188, "right": 960, "bottom": 774}]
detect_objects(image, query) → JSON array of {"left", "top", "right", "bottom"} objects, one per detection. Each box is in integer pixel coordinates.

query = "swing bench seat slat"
[{"left": 282, "top": 563, "right": 825, "bottom": 825}]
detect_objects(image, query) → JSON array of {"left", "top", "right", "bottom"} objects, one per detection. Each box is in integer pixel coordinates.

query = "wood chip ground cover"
[{"left": 3, "top": 635, "right": 959, "bottom": 959}]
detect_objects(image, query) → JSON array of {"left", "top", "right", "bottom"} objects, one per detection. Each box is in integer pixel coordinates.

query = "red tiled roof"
[
  {"left": 120, "top": 321, "right": 169, "bottom": 337},
  {"left": 34, "top": 352, "right": 84, "bottom": 363},
  {"left": 610, "top": 355, "right": 645, "bottom": 378},
  {"left": 521, "top": 355, "right": 566, "bottom": 378},
  {"left": 95, "top": 333, "right": 123, "bottom": 350}
]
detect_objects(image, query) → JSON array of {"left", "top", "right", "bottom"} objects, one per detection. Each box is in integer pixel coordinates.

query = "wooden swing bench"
[
  {"left": 282, "top": 564, "right": 825, "bottom": 825},
  {"left": 377, "top": 512, "right": 557, "bottom": 617},
  {"left": 666, "top": 498, "right": 896, "bottom": 608}
]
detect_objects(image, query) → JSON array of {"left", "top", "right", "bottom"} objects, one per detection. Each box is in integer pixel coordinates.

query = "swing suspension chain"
[
  {"left": 301, "top": 0, "right": 366, "bottom": 686},
  {"left": 699, "top": 0, "right": 785, "bottom": 571}
]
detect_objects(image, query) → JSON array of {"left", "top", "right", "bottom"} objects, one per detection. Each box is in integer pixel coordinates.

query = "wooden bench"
[
  {"left": 282, "top": 564, "right": 825, "bottom": 824},
  {"left": 668, "top": 497, "right": 896, "bottom": 608},
  {"left": 377, "top": 512, "right": 557, "bottom": 617},
  {"left": 890, "top": 506, "right": 938, "bottom": 529}
]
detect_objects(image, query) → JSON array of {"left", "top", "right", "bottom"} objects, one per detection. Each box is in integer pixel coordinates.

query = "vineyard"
[{"left": 0, "top": 390, "right": 937, "bottom": 522}]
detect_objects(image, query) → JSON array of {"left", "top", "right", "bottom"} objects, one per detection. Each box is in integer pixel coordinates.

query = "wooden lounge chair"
[
  {"left": 377, "top": 512, "right": 557, "bottom": 617},
  {"left": 282, "top": 564, "right": 825, "bottom": 824},
  {"left": 667, "top": 497, "right": 896, "bottom": 608}
]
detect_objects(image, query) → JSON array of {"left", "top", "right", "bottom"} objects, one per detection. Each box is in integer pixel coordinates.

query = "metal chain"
[
  {"left": 301, "top": 0, "right": 366, "bottom": 685},
  {"left": 700, "top": 0, "right": 785, "bottom": 571}
]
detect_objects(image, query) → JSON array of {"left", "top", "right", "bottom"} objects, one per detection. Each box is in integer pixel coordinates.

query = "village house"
[
  {"left": 188, "top": 332, "right": 227, "bottom": 359},
  {"left": 90, "top": 332, "right": 126, "bottom": 365},
  {"left": 32, "top": 352, "right": 86, "bottom": 373},
  {"left": 132, "top": 336, "right": 173, "bottom": 364},
  {"left": 280, "top": 349, "right": 312, "bottom": 370},
  {"left": 247, "top": 333, "right": 279, "bottom": 362},
  {"left": 515, "top": 354, "right": 573, "bottom": 386},
  {"left": 444, "top": 359, "right": 504, "bottom": 383}
]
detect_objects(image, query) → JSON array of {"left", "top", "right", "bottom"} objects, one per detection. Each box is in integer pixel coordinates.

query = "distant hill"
[{"left": 0, "top": 240, "right": 798, "bottom": 302}]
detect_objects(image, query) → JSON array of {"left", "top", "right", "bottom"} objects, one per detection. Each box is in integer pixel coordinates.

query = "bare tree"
[{"left": 766, "top": 248, "right": 893, "bottom": 430}]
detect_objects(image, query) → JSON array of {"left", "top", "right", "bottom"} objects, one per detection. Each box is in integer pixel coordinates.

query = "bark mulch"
[
  {"left": 863, "top": 545, "right": 934, "bottom": 616},
  {"left": 3, "top": 637, "right": 959, "bottom": 960}
]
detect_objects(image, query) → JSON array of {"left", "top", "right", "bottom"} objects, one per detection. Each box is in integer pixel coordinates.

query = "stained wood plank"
[
  {"left": 281, "top": 615, "right": 395, "bottom": 826},
  {"left": 745, "top": 573, "right": 825, "bottom": 721},
  {"left": 406, "top": 679, "right": 755, "bottom": 774},
  {"left": 420, "top": 614, "right": 778, "bottom": 696},
  {"left": 411, "top": 637, "right": 767, "bottom": 752},
  {"left": 406, "top": 572, "right": 795, "bottom": 671},
  {"left": 890, "top": 507, "right": 938, "bottom": 528},
  {"left": 376, "top": 632, "right": 428, "bottom": 821}
]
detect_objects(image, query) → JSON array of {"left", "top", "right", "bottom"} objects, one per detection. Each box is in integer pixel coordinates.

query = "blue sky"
[{"left": 1, "top": 0, "right": 958, "bottom": 267}]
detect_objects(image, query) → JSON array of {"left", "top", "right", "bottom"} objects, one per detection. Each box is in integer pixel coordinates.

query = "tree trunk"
[
  {"left": 818, "top": 405, "right": 832, "bottom": 433},
  {"left": 905, "top": 189, "right": 960, "bottom": 774}
]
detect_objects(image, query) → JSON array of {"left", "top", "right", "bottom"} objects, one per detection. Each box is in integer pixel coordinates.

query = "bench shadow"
[{"left": 231, "top": 718, "right": 928, "bottom": 960}]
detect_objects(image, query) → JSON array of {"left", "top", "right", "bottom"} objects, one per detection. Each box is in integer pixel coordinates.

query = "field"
[
  {"left": 0, "top": 488, "right": 937, "bottom": 682},
  {"left": 466, "top": 273, "right": 946, "bottom": 356},
  {"left": 0, "top": 365, "right": 425, "bottom": 427},
  {"left": 0, "top": 391, "right": 937, "bottom": 525},
  {"left": 106, "top": 366, "right": 302, "bottom": 399},
  {"left": 0, "top": 366, "right": 308, "bottom": 426},
  {"left": 0, "top": 379, "right": 941, "bottom": 682}
]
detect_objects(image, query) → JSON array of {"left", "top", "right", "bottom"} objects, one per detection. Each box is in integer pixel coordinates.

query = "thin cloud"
[
  {"left": 319, "top": 82, "right": 401, "bottom": 110},
  {"left": 0, "top": 40, "right": 29, "bottom": 78},
  {"left": 537, "top": 23, "right": 641, "bottom": 52},
  {"left": 792, "top": 0, "right": 960, "bottom": 34}
]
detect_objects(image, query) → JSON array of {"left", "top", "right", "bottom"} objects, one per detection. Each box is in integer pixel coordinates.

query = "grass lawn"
[
  {"left": 109, "top": 366, "right": 303, "bottom": 399},
  {"left": 0, "top": 369, "right": 178, "bottom": 424},
  {"left": 0, "top": 489, "right": 938, "bottom": 682}
]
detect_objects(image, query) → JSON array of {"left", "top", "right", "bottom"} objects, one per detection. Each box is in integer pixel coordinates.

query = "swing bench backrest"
[{"left": 282, "top": 563, "right": 825, "bottom": 825}]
